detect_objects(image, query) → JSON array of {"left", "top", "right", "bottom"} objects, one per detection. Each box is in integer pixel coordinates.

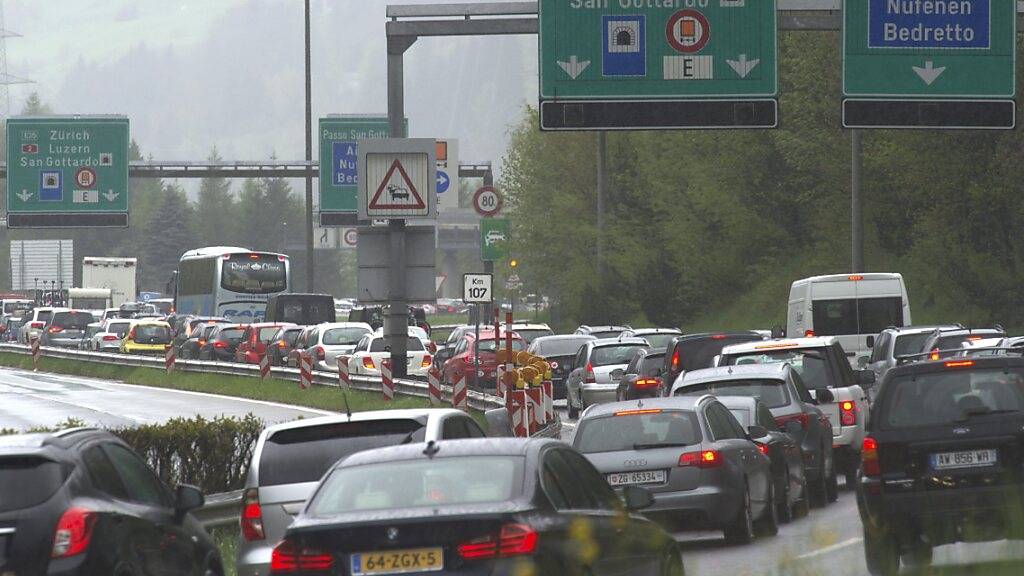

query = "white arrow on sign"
[
  {"left": 102, "top": 190, "right": 120, "bottom": 202},
  {"left": 912, "top": 61, "right": 946, "bottom": 86},
  {"left": 557, "top": 56, "right": 590, "bottom": 80},
  {"left": 726, "top": 54, "right": 760, "bottom": 79},
  {"left": 16, "top": 189, "right": 32, "bottom": 202}
]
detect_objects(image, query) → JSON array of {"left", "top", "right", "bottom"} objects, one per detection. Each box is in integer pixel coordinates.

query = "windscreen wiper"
[
  {"left": 633, "top": 442, "right": 689, "bottom": 450},
  {"left": 957, "top": 408, "right": 1019, "bottom": 422}
]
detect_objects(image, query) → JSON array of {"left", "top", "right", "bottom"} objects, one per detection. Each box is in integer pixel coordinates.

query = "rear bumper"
[
  {"left": 580, "top": 384, "right": 618, "bottom": 406},
  {"left": 123, "top": 344, "right": 168, "bottom": 355},
  {"left": 642, "top": 485, "right": 742, "bottom": 529},
  {"left": 44, "top": 337, "right": 84, "bottom": 348}
]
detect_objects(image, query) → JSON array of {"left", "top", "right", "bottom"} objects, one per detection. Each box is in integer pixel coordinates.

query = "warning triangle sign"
[{"left": 368, "top": 159, "right": 426, "bottom": 210}]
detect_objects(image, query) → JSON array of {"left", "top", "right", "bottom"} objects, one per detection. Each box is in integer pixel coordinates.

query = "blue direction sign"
[
  {"left": 436, "top": 170, "right": 451, "bottom": 194},
  {"left": 868, "top": 0, "right": 990, "bottom": 49}
]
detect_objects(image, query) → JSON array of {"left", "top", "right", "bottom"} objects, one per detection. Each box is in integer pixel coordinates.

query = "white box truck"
[{"left": 81, "top": 257, "right": 137, "bottom": 308}]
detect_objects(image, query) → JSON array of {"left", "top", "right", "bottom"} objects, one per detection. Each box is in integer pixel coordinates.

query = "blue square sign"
[
  {"left": 602, "top": 15, "right": 646, "bottom": 77},
  {"left": 39, "top": 170, "right": 62, "bottom": 202},
  {"left": 332, "top": 142, "right": 357, "bottom": 186},
  {"left": 868, "top": 0, "right": 990, "bottom": 49}
]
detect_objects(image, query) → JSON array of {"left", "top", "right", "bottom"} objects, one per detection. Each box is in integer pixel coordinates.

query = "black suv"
[
  {"left": 857, "top": 354, "right": 1024, "bottom": 575},
  {"left": 662, "top": 332, "right": 765, "bottom": 386},
  {"left": 0, "top": 428, "right": 220, "bottom": 575}
]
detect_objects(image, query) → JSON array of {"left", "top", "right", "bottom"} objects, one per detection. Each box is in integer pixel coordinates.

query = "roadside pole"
[
  {"left": 596, "top": 131, "right": 607, "bottom": 280},
  {"left": 303, "top": 0, "right": 315, "bottom": 292},
  {"left": 386, "top": 35, "right": 413, "bottom": 379},
  {"left": 851, "top": 130, "right": 863, "bottom": 273}
]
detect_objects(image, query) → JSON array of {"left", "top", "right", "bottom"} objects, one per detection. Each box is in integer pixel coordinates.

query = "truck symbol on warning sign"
[
  {"left": 368, "top": 159, "right": 427, "bottom": 211},
  {"left": 666, "top": 9, "right": 710, "bottom": 54},
  {"left": 387, "top": 184, "right": 410, "bottom": 201}
]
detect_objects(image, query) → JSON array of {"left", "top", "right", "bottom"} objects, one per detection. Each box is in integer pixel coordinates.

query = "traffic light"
[{"left": 509, "top": 259, "right": 519, "bottom": 268}]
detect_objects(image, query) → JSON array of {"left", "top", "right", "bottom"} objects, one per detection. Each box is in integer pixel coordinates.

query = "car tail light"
[
  {"left": 670, "top": 348, "right": 680, "bottom": 372},
  {"left": 840, "top": 401, "right": 857, "bottom": 426},
  {"left": 848, "top": 275, "right": 863, "bottom": 281},
  {"left": 240, "top": 488, "right": 264, "bottom": 541},
  {"left": 363, "top": 357, "right": 375, "bottom": 369},
  {"left": 277, "top": 340, "right": 287, "bottom": 349},
  {"left": 679, "top": 450, "right": 722, "bottom": 469},
  {"left": 775, "top": 412, "right": 810, "bottom": 431},
  {"left": 862, "top": 436, "right": 881, "bottom": 478},
  {"left": 421, "top": 355, "right": 432, "bottom": 368},
  {"left": 198, "top": 339, "right": 207, "bottom": 347},
  {"left": 102, "top": 335, "right": 119, "bottom": 341},
  {"left": 213, "top": 341, "right": 226, "bottom": 349},
  {"left": 584, "top": 362, "right": 596, "bottom": 384},
  {"left": 270, "top": 539, "right": 334, "bottom": 573},
  {"left": 31, "top": 321, "right": 44, "bottom": 329},
  {"left": 457, "top": 523, "right": 537, "bottom": 561},
  {"left": 614, "top": 409, "right": 662, "bottom": 416},
  {"left": 127, "top": 328, "right": 136, "bottom": 340},
  {"left": 427, "top": 342, "right": 437, "bottom": 354},
  {"left": 633, "top": 377, "right": 661, "bottom": 390},
  {"left": 711, "top": 334, "right": 726, "bottom": 340},
  {"left": 315, "top": 346, "right": 325, "bottom": 361},
  {"left": 945, "top": 360, "right": 974, "bottom": 368},
  {"left": 929, "top": 348, "right": 939, "bottom": 361},
  {"left": 549, "top": 360, "right": 559, "bottom": 370},
  {"left": 47, "top": 326, "right": 64, "bottom": 333},
  {"left": 52, "top": 507, "right": 96, "bottom": 558},
  {"left": 804, "top": 330, "right": 814, "bottom": 337},
  {"left": 756, "top": 443, "right": 769, "bottom": 456}
]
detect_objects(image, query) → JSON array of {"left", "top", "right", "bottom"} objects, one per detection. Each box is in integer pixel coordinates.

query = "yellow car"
[{"left": 120, "top": 320, "right": 173, "bottom": 355}]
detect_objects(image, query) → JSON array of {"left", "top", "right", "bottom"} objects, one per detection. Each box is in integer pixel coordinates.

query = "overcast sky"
[{"left": 5, "top": 0, "right": 537, "bottom": 181}]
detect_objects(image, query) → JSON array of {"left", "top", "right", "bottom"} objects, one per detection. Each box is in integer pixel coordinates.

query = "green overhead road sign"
[
  {"left": 843, "top": 0, "right": 1016, "bottom": 129},
  {"left": 6, "top": 116, "right": 129, "bottom": 228},
  {"left": 480, "top": 218, "right": 510, "bottom": 262},
  {"left": 539, "top": 0, "right": 778, "bottom": 130},
  {"left": 319, "top": 115, "right": 406, "bottom": 226}
]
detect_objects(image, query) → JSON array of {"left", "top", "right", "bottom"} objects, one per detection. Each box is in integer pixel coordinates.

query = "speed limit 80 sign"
[
  {"left": 463, "top": 273, "right": 493, "bottom": 304},
  {"left": 472, "top": 186, "right": 503, "bottom": 217}
]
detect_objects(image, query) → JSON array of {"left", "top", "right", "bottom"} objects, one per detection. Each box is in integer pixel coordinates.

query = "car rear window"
[
  {"left": 676, "top": 335, "right": 761, "bottom": 372},
  {"left": 368, "top": 337, "right": 424, "bottom": 352},
  {"left": 533, "top": 338, "right": 590, "bottom": 357},
  {"left": 217, "top": 328, "right": 245, "bottom": 341},
  {"left": 637, "top": 333, "right": 679, "bottom": 349},
  {"left": 476, "top": 338, "right": 525, "bottom": 353},
  {"left": 812, "top": 297, "right": 904, "bottom": 337},
  {"left": 258, "top": 419, "right": 426, "bottom": 487},
  {"left": 323, "top": 327, "right": 370, "bottom": 346},
  {"left": 674, "top": 378, "right": 791, "bottom": 409},
  {"left": 575, "top": 410, "right": 702, "bottom": 454},
  {"left": 51, "top": 312, "right": 93, "bottom": 330},
  {"left": 258, "top": 327, "right": 281, "bottom": 342},
  {"left": 590, "top": 330, "right": 624, "bottom": 339},
  {"left": 0, "top": 457, "right": 67, "bottom": 512},
  {"left": 134, "top": 325, "right": 171, "bottom": 343},
  {"left": 36, "top": 310, "right": 53, "bottom": 323},
  {"left": 514, "top": 328, "right": 553, "bottom": 344},
  {"left": 721, "top": 348, "right": 833, "bottom": 390},
  {"left": 592, "top": 345, "right": 646, "bottom": 367},
  {"left": 307, "top": 456, "right": 523, "bottom": 515},
  {"left": 640, "top": 354, "right": 665, "bottom": 376},
  {"left": 894, "top": 333, "right": 932, "bottom": 357},
  {"left": 283, "top": 329, "right": 302, "bottom": 345},
  {"left": 727, "top": 408, "right": 752, "bottom": 428},
  {"left": 881, "top": 368, "right": 1024, "bottom": 429},
  {"left": 108, "top": 322, "right": 132, "bottom": 337}
]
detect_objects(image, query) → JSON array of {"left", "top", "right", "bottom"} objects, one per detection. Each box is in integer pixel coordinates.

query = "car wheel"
[
  {"left": 864, "top": 525, "right": 900, "bottom": 576},
  {"left": 826, "top": 452, "right": 840, "bottom": 503},
  {"left": 723, "top": 483, "right": 755, "bottom": 544},
  {"left": 567, "top": 394, "right": 580, "bottom": 420},
  {"left": 793, "top": 474, "right": 811, "bottom": 519},
  {"left": 662, "top": 548, "right": 684, "bottom": 576},
  {"left": 754, "top": 481, "right": 779, "bottom": 537},
  {"left": 845, "top": 467, "right": 858, "bottom": 490},
  {"left": 777, "top": 472, "right": 793, "bottom": 524},
  {"left": 902, "top": 541, "right": 933, "bottom": 568}
]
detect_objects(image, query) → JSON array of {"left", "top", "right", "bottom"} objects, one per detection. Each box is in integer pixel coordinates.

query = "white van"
[{"left": 787, "top": 273, "right": 911, "bottom": 366}]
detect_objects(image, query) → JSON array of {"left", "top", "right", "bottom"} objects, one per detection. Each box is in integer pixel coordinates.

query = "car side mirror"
[
  {"left": 784, "top": 420, "right": 804, "bottom": 434},
  {"left": 866, "top": 335, "right": 875, "bottom": 349},
  {"left": 174, "top": 484, "right": 204, "bottom": 518},
  {"left": 810, "top": 388, "right": 835, "bottom": 404},
  {"left": 747, "top": 425, "right": 769, "bottom": 440},
  {"left": 621, "top": 485, "right": 655, "bottom": 511},
  {"left": 857, "top": 370, "right": 876, "bottom": 387}
]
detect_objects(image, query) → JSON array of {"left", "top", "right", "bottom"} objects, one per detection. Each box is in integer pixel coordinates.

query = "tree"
[
  {"left": 196, "top": 147, "right": 238, "bottom": 247},
  {"left": 139, "top": 184, "right": 195, "bottom": 291}
]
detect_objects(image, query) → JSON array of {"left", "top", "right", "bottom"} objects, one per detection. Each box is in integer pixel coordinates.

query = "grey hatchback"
[
  {"left": 565, "top": 338, "right": 650, "bottom": 419},
  {"left": 40, "top": 309, "right": 94, "bottom": 348},
  {"left": 572, "top": 396, "right": 777, "bottom": 544}
]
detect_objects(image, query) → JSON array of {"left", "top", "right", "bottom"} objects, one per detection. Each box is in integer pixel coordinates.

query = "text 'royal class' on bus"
[{"left": 173, "top": 247, "right": 290, "bottom": 322}]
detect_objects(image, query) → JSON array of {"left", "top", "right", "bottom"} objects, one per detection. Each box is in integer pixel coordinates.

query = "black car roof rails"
[{"left": 896, "top": 347, "right": 1024, "bottom": 365}]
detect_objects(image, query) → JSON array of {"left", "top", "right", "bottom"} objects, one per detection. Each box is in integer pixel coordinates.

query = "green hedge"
[{"left": 1, "top": 415, "right": 264, "bottom": 494}]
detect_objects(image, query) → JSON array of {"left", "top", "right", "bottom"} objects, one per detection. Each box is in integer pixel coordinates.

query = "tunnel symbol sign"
[{"left": 603, "top": 15, "right": 646, "bottom": 77}]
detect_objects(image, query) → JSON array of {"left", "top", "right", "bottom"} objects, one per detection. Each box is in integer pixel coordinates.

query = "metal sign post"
[{"left": 464, "top": 273, "right": 493, "bottom": 392}]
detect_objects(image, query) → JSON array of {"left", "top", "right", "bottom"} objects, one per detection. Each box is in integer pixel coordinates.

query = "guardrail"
[{"left": 0, "top": 342, "right": 563, "bottom": 529}]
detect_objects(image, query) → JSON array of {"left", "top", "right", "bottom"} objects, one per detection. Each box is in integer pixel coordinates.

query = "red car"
[
  {"left": 235, "top": 322, "right": 294, "bottom": 364},
  {"left": 441, "top": 329, "right": 526, "bottom": 392}
]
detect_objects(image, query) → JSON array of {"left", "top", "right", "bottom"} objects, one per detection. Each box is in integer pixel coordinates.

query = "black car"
[
  {"left": 719, "top": 396, "right": 809, "bottom": 523},
  {"left": 173, "top": 316, "right": 230, "bottom": 349},
  {"left": 616, "top": 348, "right": 667, "bottom": 400},
  {"left": 267, "top": 325, "right": 304, "bottom": 366},
  {"left": 198, "top": 324, "right": 247, "bottom": 361},
  {"left": 526, "top": 334, "right": 597, "bottom": 400},
  {"left": 0, "top": 428, "right": 219, "bottom": 575},
  {"left": 179, "top": 323, "right": 221, "bottom": 360},
  {"left": 276, "top": 438, "right": 683, "bottom": 576},
  {"left": 662, "top": 332, "right": 765, "bottom": 386},
  {"left": 857, "top": 354, "right": 1024, "bottom": 576},
  {"left": 916, "top": 327, "right": 1007, "bottom": 360}
]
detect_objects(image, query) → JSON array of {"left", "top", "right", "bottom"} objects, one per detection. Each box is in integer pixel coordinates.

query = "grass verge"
[{"left": 0, "top": 352, "right": 487, "bottom": 428}]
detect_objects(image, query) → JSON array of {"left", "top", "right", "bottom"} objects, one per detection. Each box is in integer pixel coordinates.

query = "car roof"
[
  {"left": 681, "top": 363, "right": 789, "bottom": 384},
  {"left": 133, "top": 320, "right": 170, "bottom": 327},
  {"left": 510, "top": 323, "right": 551, "bottom": 330},
  {"left": 590, "top": 337, "right": 648, "bottom": 347},
  {"left": 579, "top": 325, "right": 631, "bottom": 331},
  {"left": 532, "top": 334, "right": 595, "bottom": 342},
  {"left": 318, "top": 322, "right": 373, "bottom": 330},
  {"left": 883, "top": 324, "right": 961, "bottom": 335},
  {"left": 715, "top": 395, "right": 762, "bottom": 411},
  {"left": 885, "top": 354, "right": 1024, "bottom": 380},
  {"left": 336, "top": 437, "right": 559, "bottom": 468},
  {"left": 260, "top": 408, "right": 465, "bottom": 438},
  {"left": 722, "top": 337, "right": 836, "bottom": 355},
  {"left": 628, "top": 328, "right": 682, "bottom": 334},
  {"left": 580, "top": 396, "right": 714, "bottom": 419}
]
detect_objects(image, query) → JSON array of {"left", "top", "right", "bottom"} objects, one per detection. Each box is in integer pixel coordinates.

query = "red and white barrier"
[
  {"left": 526, "top": 386, "right": 545, "bottom": 431},
  {"left": 495, "top": 365, "right": 506, "bottom": 398},
  {"left": 337, "top": 356, "right": 350, "bottom": 390},
  {"left": 508, "top": 389, "right": 528, "bottom": 437},
  {"left": 259, "top": 353, "right": 271, "bottom": 380},
  {"left": 542, "top": 380, "right": 554, "bottom": 423},
  {"left": 381, "top": 359, "right": 395, "bottom": 401},
  {"left": 30, "top": 338, "right": 40, "bottom": 371},
  {"left": 165, "top": 346, "right": 176, "bottom": 374},
  {"left": 298, "top": 354, "right": 313, "bottom": 389},
  {"left": 427, "top": 367, "right": 442, "bottom": 406},
  {"left": 451, "top": 372, "right": 467, "bottom": 411}
]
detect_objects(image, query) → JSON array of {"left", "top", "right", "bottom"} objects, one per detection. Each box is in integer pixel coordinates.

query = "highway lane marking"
[{"left": 796, "top": 537, "right": 863, "bottom": 561}]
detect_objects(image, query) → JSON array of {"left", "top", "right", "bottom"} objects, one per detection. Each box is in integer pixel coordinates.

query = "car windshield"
[
  {"left": 723, "top": 349, "right": 832, "bottom": 390},
  {"left": 575, "top": 410, "right": 703, "bottom": 454},
  {"left": 307, "top": 456, "right": 523, "bottom": 515},
  {"left": 259, "top": 419, "right": 426, "bottom": 487},
  {"left": 531, "top": 337, "right": 591, "bottom": 357},
  {"left": 881, "top": 368, "right": 1024, "bottom": 429},
  {"left": 323, "top": 327, "right": 369, "bottom": 346},
  {"left": 592, "top": 344, "right": 646, "bottom": 367},
  {"left": 675, "top": 378, "right": 791, "bottom": 409}
]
